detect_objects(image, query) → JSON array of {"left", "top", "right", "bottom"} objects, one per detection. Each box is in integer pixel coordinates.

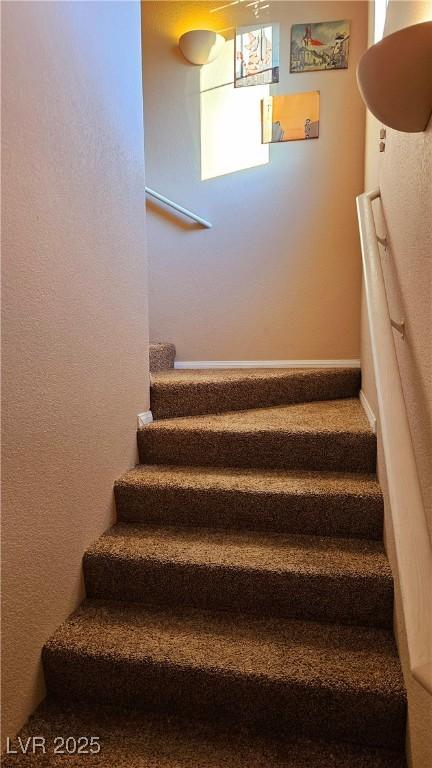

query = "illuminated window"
[{"left": 200, "top": 38, "right": 269, "bottom": 181}]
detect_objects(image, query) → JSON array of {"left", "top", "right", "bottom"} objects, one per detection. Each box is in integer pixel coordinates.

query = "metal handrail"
[
  {"left": 145, "top": 187, "right": 212, "bottom": 229},
  {"left": 357, "top": 189, "right": 432, "bottom": 695}
]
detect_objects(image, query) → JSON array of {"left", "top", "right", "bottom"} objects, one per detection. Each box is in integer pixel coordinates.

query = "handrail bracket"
[{"left": 390, "top": 318, "right": 405, "bottom": 339}]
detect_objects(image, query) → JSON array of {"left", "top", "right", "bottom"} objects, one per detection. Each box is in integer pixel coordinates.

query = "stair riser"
[
  {"left": 83, "top": 555, "right": 393, "bottom": 628},
  {"left": 115, "top": 483, "right": 384, "bottom": 540},
  {"left": 151, "top": 371, "right": 361, "bottom": 419},
  {"left": 138, "top": 431, "right": 376, "bottom": 473},
  {"left": 43, "top": 649, "right": 406, "bottom": 751}
]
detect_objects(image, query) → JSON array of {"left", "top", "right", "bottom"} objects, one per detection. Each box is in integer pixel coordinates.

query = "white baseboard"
[
  {"left": 359, "top": 389, "right": 377, "bottom": 433},
  {"left": 174, "top": 359, "right": 361, "bottom": 370},
  {"left": 137, "top": 410, "right": 153, "bottom": 428}
]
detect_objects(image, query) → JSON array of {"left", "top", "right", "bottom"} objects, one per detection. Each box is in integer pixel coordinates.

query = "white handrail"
[
  {"left": 357, "top": 189, "right": 432, "bottom": 695},
  {"left": 145, "top": 187, "right": 212, "bottom": 229}
]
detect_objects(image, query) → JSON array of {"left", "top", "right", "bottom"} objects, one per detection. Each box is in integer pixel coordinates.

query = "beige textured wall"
[
  {"left": 1, "top": 0, "right": 149, "bottom": 742},
  {"left": 361, "top": 3, "right": 432, "bottom": 766},
  {"left": 361, "top": 0, "right": 432, "bottom": 535},
  {"left": 143, "top": 1, "right": 368, "bottom": 361}
]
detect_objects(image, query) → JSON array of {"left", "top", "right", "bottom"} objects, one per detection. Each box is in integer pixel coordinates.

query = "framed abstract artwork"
[
  {"left": 235, "top": 23, "right": 280, "bottom": 87},
  {"left": 290, "top": 21, "right": 350, "bottom": 72},
  {"left": 262, "top": 92, "right": 320, "bottom": 143}
]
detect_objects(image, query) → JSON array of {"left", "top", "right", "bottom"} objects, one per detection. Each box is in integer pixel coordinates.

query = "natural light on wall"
[
  {"left": 200, "top": 38, "right": 269, "bottom": 181},
  {"left": 374, "top": 0, "right": 389, "bottom": 42}
]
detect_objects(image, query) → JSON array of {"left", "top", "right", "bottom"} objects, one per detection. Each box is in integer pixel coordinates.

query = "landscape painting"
[
  {"left": 290, "top": 20, "right": 350, "bottom": 72},
  {"left": 262, "top": 92, "right": 320, "bottom": 143},
  {"left": 235, "top": 23, "right": 280, "bottom": 87}
]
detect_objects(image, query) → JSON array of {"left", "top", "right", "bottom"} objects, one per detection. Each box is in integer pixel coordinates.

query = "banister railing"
[
  {"left": 145, "top": 187, "right": 212, "bottom": 229},
  {"left": 357, "top": 189, "right": 432, "bottom": 695}
]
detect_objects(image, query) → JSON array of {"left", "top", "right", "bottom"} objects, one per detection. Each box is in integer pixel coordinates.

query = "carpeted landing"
[{"left": 5, "top": 366, "right": 407, "bottom": 766}]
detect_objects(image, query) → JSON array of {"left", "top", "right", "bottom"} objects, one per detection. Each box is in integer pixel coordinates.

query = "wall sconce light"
[
  {"left": 357, "top": 20, "right": 432, "bottom": 133},
  {"left": 179, "top": 30, "right": 225, "bottom": 65}
]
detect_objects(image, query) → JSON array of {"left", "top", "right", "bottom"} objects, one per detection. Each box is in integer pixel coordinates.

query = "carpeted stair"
[
  {"left": 150, "top": 366, "right": 361, "bottom": 419},
  {"left": 42, "top": 601, "right": 404, "bottom": 750},
  {"left": 3, "top": 701, "right": 406, "bottom": 768},
  {"left": 4, "top": 366, "right": 407, "bottom": 767},
  {"left": 138, "top": 398, "right": 376, "bottom": 473},
  {"left": 115, "top": 464, "right": 384, "bottom": 539},
  {"left": 83, "top": 524, "right": 393, "bottom": 627},
  {"left": 149, "top": 342, "right": 176, "bottom": 373}
]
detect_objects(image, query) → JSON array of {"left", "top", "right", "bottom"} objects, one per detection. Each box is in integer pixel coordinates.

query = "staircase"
[{"left": 4, "top": 364, "right": 407, "bottom": 767}]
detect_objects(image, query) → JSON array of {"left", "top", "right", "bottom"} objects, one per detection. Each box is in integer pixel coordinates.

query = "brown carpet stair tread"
[
  {"left": 85, "top": 523, "right": 390, "bottom": 577},
  {"left": 44, "top": 599, "right": 404, "bottom": 697},
  {"left": 153, "top": 367, "right": 360, "bottom": 384},
  {"left": 150, "top": 367, "right": 361, "bottom": 418},
  {"left": 115, "top": 465, "right": 383, "bottom": 539},
  {"left": 2, "top": 701, "right": 407, "bottom": 767},
  {"left": 83, "top": 524, "right": 393, "bottom": 626},
  {"left": 43, "top": 600, "right": 405, "bottom": 747},
  {"left": 138, "top": 398, "right": 376, "bottom": 472},
  {"left": 117, "top": 464, "right": 381, "bottom": 497},
  {"left": 145, "top": 398, "right": 371, "bottom": 434}
]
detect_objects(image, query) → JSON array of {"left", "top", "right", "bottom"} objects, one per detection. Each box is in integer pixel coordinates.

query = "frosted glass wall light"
[{"left": 179, "top": 30, "right": 225, "bottom": 65}]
